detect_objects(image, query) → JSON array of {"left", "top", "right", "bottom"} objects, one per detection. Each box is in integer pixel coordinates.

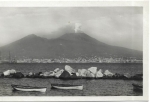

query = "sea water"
[{"left": 0, "top": 63, "right": 143, "bottom": 96}]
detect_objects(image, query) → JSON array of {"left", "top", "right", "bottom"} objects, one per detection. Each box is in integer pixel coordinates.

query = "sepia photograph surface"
[{"left": 0, "top": 1, "right": 148, "bottom": 101}]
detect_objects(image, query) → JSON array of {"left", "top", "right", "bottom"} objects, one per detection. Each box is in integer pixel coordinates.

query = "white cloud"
[{"left": 74, "top": 23, "right": 82, "bottom": 33}]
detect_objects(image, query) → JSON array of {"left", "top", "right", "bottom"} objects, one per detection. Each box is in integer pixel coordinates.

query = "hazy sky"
[{"left": 0, "top": 7, "right": 143, "bottom": 51}]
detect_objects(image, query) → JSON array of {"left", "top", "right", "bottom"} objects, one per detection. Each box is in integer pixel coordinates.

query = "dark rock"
[
  {"left": 34, "top": 72, "right": 43, "bottom": 78},
  {"left": 12, "top": 72, "right": 24, "bottom": 78},
  {"left": 70, "top": 73, "right": 78, "bottom": 79},
  {"left": 131, "top": 74, "right": 143, "bottom": 80},
  {"left": 59, "top": 71, "right": 78, "bottom": 79},
  {"left": 112, "top": 73, "right": 125, "bottom": 79},
  {"left": 59, "top": 71, "right": 71, "bottom": 79},
  {"left": 0, "top": 73, "right": 4, "bottom": 77}
]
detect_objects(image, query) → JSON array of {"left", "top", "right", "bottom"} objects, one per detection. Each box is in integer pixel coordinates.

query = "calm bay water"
[{"left": 0, "top": 63, "right": 143, "bottom": 96}]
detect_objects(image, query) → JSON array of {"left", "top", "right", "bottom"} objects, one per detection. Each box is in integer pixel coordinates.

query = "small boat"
[
  {"left": 132, "top": 83, "right": 143, "bottom": 91},
  {"left": 51, "top": 84, "right": 83, "bottom": 90},
  {"left": 11, "top": 84, "right": 47, "bottom": 92}
]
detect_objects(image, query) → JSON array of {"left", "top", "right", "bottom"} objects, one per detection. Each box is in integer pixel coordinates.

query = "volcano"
[{"left": 0, "top": 33, "right": 142, "bottom": 59}]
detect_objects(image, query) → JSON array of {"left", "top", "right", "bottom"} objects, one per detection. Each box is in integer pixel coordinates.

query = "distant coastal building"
[
  {"left": 15, "top": 57, "right": 142, "bottom": 63},
  {"left": 0, "top": 51, "right": 17, "bottom": 63},
  {"left": 0, "top": 50, "right": 142, "bottom": 64}
]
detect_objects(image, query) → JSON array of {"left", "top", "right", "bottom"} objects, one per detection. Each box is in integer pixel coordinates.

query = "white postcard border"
[{"left": 0, "top": 1, "right": 148, "bottom": 101}]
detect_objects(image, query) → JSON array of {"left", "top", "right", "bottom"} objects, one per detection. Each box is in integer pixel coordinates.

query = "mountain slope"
[{"left": 0, "top": 33, "right": 142, "bottom": 59}]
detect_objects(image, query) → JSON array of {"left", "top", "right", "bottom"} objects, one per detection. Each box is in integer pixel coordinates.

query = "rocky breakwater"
[{"left": 0, "top": 65, "right": 143, "bottom": 80}]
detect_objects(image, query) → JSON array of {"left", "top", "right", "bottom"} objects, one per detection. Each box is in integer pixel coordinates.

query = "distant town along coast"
[
  {"left": 15, "top": 57, "right": 143, "bottom": 63},
  {"left": 0, "top": 57, "right": 142, "bottom": 63},
  {"left": 0, "top": 50, "right": 142, "bottom": 63}
]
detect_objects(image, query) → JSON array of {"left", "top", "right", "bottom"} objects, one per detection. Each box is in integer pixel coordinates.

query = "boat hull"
[
  {"left": 51, "top": 84, "right": 83, "bottom": 90},
  {"left": 133, "top": 87, "right": 142, "bottom": 91},
  {"left": 12, "top": 85, "right": 47, "bottom": 92},
  {"left": 132, "top": 84, "right": 143, "bottom": 92}
]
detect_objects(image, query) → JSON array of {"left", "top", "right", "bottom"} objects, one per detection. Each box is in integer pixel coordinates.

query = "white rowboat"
[
  {"left": 11, "top": 85, "right": 47, "bottom": 92},
  {"left": 51, "top": 84, "right": 83, "bottom": 90}
]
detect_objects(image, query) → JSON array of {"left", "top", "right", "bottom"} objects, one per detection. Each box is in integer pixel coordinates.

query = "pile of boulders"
[
  {"left": 0, "top": 69, "right": 24, "bottom": 78},
  {"left": 0, "top": 65, "right": 143, "bottom": 80}
]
